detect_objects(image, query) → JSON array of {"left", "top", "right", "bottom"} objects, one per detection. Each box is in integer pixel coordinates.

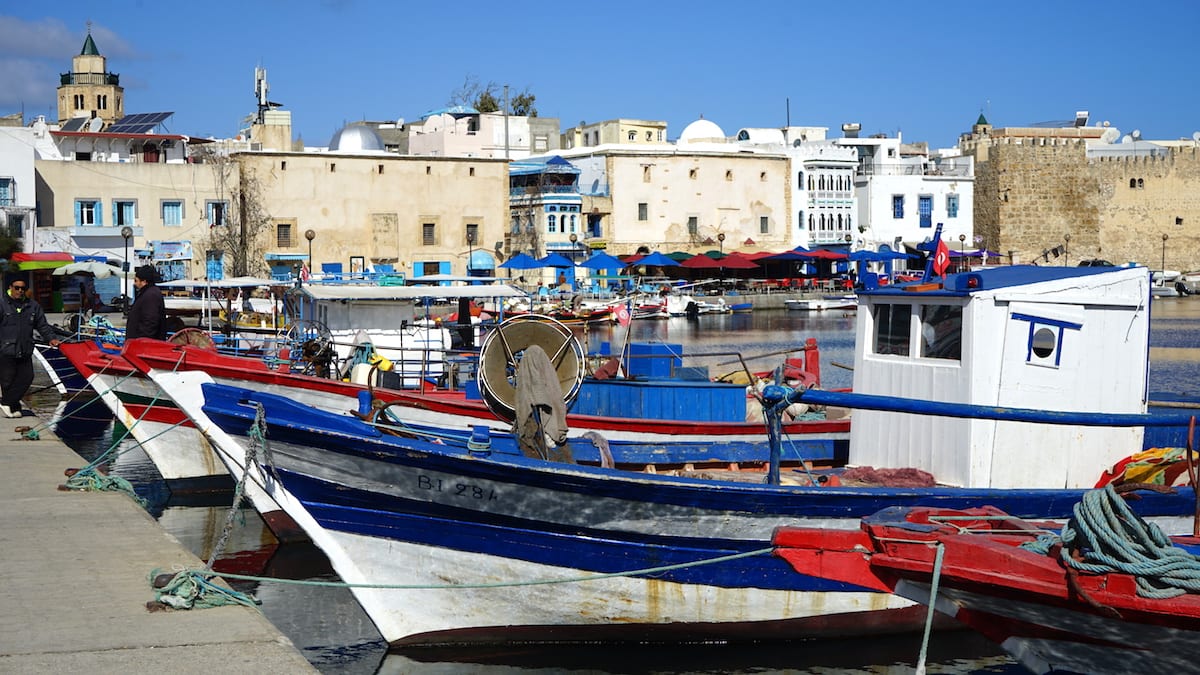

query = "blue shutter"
[
  {"left": 94, "top": 200, "right": 103, "bottom": 227},
  {"left": 439, "top": 261, "right": 451, "bottom": 287},
  {"left": 74, "top": 201, "right": 81, "bottom": 226}
]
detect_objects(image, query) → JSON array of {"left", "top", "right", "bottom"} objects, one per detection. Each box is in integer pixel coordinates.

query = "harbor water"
[{"left": 37, "top": 298, "right": 1200, "bottom": 674}]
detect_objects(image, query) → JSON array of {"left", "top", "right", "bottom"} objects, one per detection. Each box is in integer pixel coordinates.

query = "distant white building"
[
  {"left": 835, "top": 131, "right": 974, "bottom": 257},
  {"left": 0, "top": 124, "right": 40, "bottom": 245}
]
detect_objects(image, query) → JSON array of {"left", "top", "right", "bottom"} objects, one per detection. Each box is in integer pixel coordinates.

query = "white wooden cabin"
[{"left": 850, "top": 265, "right": 1152, "bottom": 489}]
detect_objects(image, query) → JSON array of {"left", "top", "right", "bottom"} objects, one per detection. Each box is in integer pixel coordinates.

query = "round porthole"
[{"left": 1031, "top": 327, "right": 1056, "bottom": 359}]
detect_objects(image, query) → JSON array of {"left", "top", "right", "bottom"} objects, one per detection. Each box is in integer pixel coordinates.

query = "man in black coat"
[
  {"left": 0, "top": 278, "right": 61, "bottom": 418},
  {"left": 126, "top": 265, "right": 167, "bottom": 341}
]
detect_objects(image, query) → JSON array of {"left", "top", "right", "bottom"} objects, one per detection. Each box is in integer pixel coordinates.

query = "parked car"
[{"left": 1077, "top": 259, "right": 1115, "bottom": 267}]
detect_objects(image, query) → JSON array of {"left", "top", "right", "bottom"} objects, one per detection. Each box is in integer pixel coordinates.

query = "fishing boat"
[
  {"left": 282, "top": 281, "right": 528, "bottom": 386},
  {"left": 114, "top": 324, "right": 847, "bottom": 452},
  {"left": 784, "top": 295, "right": 857, "bottom": 311},
  {"left": 124, "top": 264, "right": 1200, "bottom": 647},
  {"left": 56, "top": 339, "right": 304, "bottom": 541},
  {"left": 772, "top": 486, "right": 1200, "bottom": 675}
]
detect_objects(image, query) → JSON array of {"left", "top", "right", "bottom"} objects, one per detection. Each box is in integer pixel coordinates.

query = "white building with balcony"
[{"left": 836, "top": 132, "right": 974, "bottom": 256}]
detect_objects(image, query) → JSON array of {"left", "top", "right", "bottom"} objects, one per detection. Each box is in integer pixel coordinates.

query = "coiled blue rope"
[{"left": 1022, "top": 485, "right": 1200, "bottom": 598}]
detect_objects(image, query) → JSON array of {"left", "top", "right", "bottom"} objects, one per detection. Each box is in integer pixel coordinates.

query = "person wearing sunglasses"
[{"left": 0, "top": 278, "right": 62, "bottom": 418}]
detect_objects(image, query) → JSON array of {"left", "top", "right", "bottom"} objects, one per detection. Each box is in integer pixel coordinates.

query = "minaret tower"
[{"left": 57, "top": 22, "right": 124, "bottom": 126}]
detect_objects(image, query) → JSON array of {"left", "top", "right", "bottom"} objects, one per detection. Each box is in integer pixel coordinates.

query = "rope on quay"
[
  {"left": 170, "top": 547, "right": 779, "bottom": 592},
  {"left": 149, "top": 566, "right": 259, "bottom": 610}
]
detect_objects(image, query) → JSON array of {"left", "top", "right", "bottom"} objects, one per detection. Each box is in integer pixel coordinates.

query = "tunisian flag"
[
  {"left": 932, "top": 239, "right": 951, "bottom": 277},
  {"left": 615, "top": 301, "right": 631, "bottom": 327}
]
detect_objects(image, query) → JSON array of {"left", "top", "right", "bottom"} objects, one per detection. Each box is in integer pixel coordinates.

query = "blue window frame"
[
  {"left": 892, "top": 195, "right": 904, "bottom": 219},
  {"left": 114, "top": 200, "right": 136, "bottom": 227},
  {"left": 206, "top": 200, "right": 228, "bottom": 227},
  {"left": 162, "top": 200, "right": 183, "bottom": 226},
  {"left": 919, "top": 196, "right": 933, "bottom": 228},
  {"left": 547, "top": 214, "right": 558, "bottom": 233},
  {"left": 0, "top": 178, "right": 12, "bottom": 206},
  {"left": 75, "top": 199, "right": 103, "bottom": 226},
  {"left": 946, "top": 194, "right": 959, "bottom": 218}
]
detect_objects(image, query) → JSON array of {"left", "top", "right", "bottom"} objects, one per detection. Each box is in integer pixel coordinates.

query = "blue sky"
[{"left": 2, "top": 2, "right": 1198, "bottom": 149}]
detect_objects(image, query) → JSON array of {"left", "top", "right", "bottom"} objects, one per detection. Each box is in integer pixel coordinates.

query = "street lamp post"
[
  {"left": 304, "top": 229, "right": 315, "bottom": 283},
  {"left": 717, "top": 232, "right": 725, "bottom": 255},
  {"left": 1162, "top": 233, "right": 1169, "bottom": 277},
  {"left": 120, "top": 226, "right": 133, "bottom": 317},
  {"left": 958, "top": 233, "right": 966, "bottom": 271},
  {"left": 1064, "top": 233, "right": 1070, "bottom": 266}
]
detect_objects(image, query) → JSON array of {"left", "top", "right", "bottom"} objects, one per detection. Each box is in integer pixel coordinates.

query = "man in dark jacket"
[
  {"left": 126, "top": 265, "right": 167, "bottom": 341},
  {"left": 0, "top": 278, "right": 61, "bottom": 418}
]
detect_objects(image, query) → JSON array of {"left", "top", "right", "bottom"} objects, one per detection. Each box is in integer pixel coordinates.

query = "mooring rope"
[{"left": 168, "top": 546, "right": 777, "bottom": 592}]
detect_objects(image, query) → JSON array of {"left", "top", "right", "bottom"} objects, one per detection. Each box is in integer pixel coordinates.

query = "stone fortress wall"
[{"left": 975, "top": 138, "right": 1200, "bottom": 270}]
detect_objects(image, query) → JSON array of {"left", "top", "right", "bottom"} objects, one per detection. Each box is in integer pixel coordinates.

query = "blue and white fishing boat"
[{"left": 133, "top": 264, "right": 1200, "bottom": 647}]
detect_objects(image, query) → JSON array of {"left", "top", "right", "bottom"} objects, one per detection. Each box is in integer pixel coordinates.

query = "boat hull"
[{"left": 174, "top": 377, "right": 1195, "bottom": 647}]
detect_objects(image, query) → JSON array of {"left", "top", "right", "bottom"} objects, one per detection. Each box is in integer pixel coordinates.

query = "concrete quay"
[{"left": 0, "top": 411, "right": 315, "bottom": 673}]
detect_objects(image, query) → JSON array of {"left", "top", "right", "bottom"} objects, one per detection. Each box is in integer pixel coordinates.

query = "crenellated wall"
[{"left": 975, "top": 140, "right": 1200, "bottom": 269}]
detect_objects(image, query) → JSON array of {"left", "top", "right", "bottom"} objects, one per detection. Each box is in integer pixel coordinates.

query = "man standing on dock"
[
  {"left": 0, "top": 278, "right": 61, "bottom": 418},
  {"left": 126, "top": 265, "right": 166, "bottom": 341}
]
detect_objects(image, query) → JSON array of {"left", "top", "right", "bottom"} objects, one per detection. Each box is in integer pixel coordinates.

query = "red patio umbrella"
[
  {"left": 680, "top": 253, "right": 723, "bottom": 269},
  {"left": 712, "top": 252, "right": 760, "bottom": 269}
]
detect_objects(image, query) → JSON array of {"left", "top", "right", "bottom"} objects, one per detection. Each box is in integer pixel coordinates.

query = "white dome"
[
  {"left": 328, "top": 124, "right": 385, "bottom": 152},
  {"left": 679, "top": 118, "right": 726, "bottom": 144}
]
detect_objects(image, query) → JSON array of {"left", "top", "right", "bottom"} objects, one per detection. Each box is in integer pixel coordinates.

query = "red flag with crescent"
[
  {"left": 616, "top": 301, "right": 631, "bottom": 327},
  {"left": 932, "top": 239, "right": 951, "bottom": 277}
]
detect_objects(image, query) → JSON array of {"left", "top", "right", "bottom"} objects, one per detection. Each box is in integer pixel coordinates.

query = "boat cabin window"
[
  {"left": 920, "top": 304, "right": 963, "bottom": 361},
  {"left": 873, "top": 303, "right": 912, "bottom": 356}
]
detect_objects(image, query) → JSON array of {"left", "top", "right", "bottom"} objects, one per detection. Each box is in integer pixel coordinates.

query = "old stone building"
[
  {"left": 965, "top": 113, "right": 1200, "bottom": 269},
  {"left": 974, "top": 139, "right": 1200, "bottom": 270}
]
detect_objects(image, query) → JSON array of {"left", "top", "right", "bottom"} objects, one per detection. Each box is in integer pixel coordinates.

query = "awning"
[
  {"left": 10, "top": 252, "right": 73, "bottom": 270},
  {"left": 265, "top": 252, "right": 310, "bottom": 261}
]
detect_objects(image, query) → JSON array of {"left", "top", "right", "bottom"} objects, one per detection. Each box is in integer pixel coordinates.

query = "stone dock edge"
[{"left": 0, "top": 409, "right": 316, "bottom": 673}]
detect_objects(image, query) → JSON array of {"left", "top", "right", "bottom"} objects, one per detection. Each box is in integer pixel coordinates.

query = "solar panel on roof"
[
  {"left": 60, "top": 118, "right": 87, "bottom": 131},
  {"left": 107, "top": 111, "right": 173, "bottom": 134}
]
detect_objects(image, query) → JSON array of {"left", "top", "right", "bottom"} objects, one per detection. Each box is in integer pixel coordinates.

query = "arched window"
[
  {"left": 628, "top": 131, "right": 636, "bottom": 141},
  {"left": 1129, "top": 178, "right": 1137, "bottom": 188},
  {"left": 547, "top": 215, "right": 557, "bottom": 233},
  {"left": 569, "top": 215, "right": 577, "bottom": 233}
]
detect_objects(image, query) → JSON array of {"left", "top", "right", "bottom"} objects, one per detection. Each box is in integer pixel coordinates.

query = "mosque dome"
[
  {"left": 678, "top": 118, "right": 726, "bottom": 144},
  {"left": 328, "top": 124, "right": 385, "bottom": 152}
]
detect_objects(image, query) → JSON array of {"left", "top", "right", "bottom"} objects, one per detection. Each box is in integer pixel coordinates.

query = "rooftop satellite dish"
[
  {"left": 1192, "top": 131, "right": 1200, "bottom": 142},
  {"left": 87, "top": 117, "right": 103, "bottom": 132},
  {"left": 1101, "top": 128, "right": 1120, "bottom": 144},
  {"left": 1121, "top": 135, "right": 1132, "bottom": 143},
  {"left": 1131, "top": 129, "right": 1142, "bottom": 140}
]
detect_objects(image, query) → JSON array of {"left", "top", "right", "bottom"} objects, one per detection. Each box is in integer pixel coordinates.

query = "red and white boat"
[{"left": 772, "top": 487, "right": 1200, "bottom": 675}]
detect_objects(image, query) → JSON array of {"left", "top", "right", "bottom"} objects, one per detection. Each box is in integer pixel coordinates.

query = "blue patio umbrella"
[
  {"left": 848, "top": 250, "right": 886, "bottom": 262},
  {"left": 537, "top": 252, "right": 575, "bottom": 268},
  {"left": 633, "top": 251, "right": 680, "bottom": 267},
  {"left": 498, "top": 252, "right": 542, "bottom": 269},
  {"left": 578, "top": 251, "right": 626, "bottom": 271}
]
